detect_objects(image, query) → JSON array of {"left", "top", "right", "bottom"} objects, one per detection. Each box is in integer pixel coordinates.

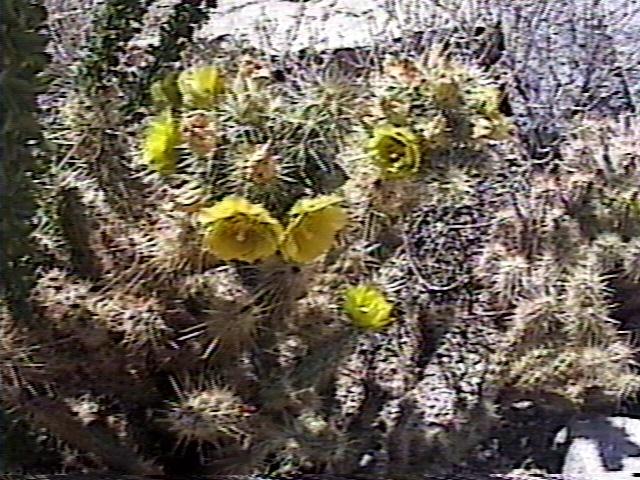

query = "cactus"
[
  {"left": 125, "top": 0, "right": 212, "bottom": 115},
  {"left": 77, "top": 0, "right": 152, "bottom": 96},
  {"left": 0, "top": 0, "right": 49, "bottom": 323},
  {"left": 477, "top": 113, "right": 640, "bottom": 410},
  {"left": 4, "top": 4, "right": 640, "bottom": 473}
]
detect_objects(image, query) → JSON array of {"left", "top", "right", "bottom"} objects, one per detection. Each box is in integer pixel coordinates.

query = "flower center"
[
  {"left": 232, "top": 222, "right": 250, "bottom": 243},
  {"left": 385, "top": 138, "right": 406, "bottom": 162}
]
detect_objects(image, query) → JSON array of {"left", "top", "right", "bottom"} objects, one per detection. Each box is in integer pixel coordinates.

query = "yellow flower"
[
  {"left": 343, "top": 285, "right": 394, "bottom": 331},
  {"left": 142, "top": 110, "right": 182, "bottom": 174},
  {"left": 366, "top": 125, "right": 421, "bottom": 180},
  {"left": 150, "top": 71, "right": 182, "bottom": 109},
  {"left": 198, "top": 196, "right": 283, "bottom": 263},
  {"left": 280, "top": 195, "right": 347, "bottom": 264},
  {"left": 178, "top": 65, "right": 226, "bottom": 110}
]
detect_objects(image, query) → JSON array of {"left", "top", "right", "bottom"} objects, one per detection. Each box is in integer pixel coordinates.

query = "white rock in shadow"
[{"left": 557, "top": 416, "right": 640, "bottom": 478}]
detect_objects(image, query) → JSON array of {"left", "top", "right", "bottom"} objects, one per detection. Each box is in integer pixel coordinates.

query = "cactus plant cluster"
[
  {"left": 478, "top": 113, "right": 640, "bottom": 409},
  {"left": 2, "top": 7, "right": 640, "bottom": 474}
]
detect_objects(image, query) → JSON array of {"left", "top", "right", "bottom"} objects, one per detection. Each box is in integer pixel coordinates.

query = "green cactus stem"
[{"left": 0, "top": 0, "right": 49, "bottom": 325}]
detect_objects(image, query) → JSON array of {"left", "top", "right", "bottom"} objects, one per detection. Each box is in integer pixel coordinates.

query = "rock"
[
  {"left": 557, "top": 416, "right": 640, "bottom": 478},
  {"left": 194, "top": 0, "right": 467, "bottom": 56}
]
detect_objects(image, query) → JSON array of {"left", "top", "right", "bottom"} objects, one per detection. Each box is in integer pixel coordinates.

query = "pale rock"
[
  {"left": 557, "top": 416, "right": 640, "bottom": 479},
  {"left": 194, "top": 0, "right": 466, "bottom": 55}
]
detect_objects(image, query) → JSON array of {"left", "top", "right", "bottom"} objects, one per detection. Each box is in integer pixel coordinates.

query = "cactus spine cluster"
[{"left": 478, "top": 113, "right": 640, "bottom": 409}]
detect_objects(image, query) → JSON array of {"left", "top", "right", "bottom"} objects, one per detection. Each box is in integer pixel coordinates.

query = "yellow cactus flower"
[
  {"left": 280, "top": 195, "right": 347, "bottom": 264},
  {"left": 178, "top": 65, "right": 226, "bottom": 110},
  {"left": 150, "top": 71, "right": 182, "bottom": 109},
  {"left": 142, "top": 110, "right": 182, "bottom": 174},
  {"left": 343, "top": 285, "right": 394, "bottom": 331},
  {"left": 198, "top": 196, "right": 283, "bottom": 263},
  {"left": 366, "top": 125, "right": 421, "bottom": 180}
]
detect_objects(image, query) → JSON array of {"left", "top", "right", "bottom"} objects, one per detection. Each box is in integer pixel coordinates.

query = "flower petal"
[
  {"left": 281, "top": 196, "right": 347, "bottom": 263},
  {"left": 343, "top": 285, "right": 394, "bottom": 331},
  {"left": 199, "top": 196, "right": 283, "bottom": 263},
  {"left": 178, "top": 65, "right": 226, "bottom": 110}
]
